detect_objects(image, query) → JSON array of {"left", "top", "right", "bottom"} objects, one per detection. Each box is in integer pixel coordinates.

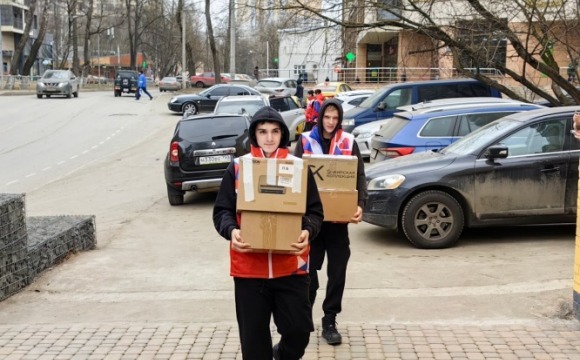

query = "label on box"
[{"left": 304, "top": 154, "right": 358, "bottom": 190}]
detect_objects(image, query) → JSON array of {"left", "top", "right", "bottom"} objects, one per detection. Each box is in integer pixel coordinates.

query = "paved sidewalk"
[{"left": 0, "top": 320, "right": 579, "bottom": 360}]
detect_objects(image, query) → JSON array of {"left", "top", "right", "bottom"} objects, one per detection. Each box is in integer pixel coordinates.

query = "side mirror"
[
  {"left": 484, "top": 145, "right": 508, "bottom": 160},
  {"left": 376, "top": 102, "right": 385, "bottom": 111}
]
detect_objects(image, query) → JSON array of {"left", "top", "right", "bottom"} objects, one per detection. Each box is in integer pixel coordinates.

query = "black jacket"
[{"left": 213, "top": 161, "right": 324, "bottom": 241}]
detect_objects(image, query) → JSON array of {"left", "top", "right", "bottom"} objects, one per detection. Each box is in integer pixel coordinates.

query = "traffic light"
[{"left": 273, "top": 58, "right": 279, "bottom": 63}]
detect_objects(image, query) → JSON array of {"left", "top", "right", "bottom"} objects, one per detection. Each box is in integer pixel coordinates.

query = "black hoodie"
[{"left": 294, "top": 99, "right": 367, "bottom": 209}]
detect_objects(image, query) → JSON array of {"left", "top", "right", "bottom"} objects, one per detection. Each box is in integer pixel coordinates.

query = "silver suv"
[{"left": 36, "top": 70, "right": 80, "bottom": 99}]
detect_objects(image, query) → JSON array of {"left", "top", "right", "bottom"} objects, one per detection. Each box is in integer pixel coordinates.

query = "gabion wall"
[{"left": 0, "top": 194, "right": 96, "bottom": 301}]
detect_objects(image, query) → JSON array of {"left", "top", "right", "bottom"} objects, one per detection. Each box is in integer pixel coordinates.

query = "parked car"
[
  {"left": 214, "top": 95, "right": 268, "bottom": 116},
  {"left": 341, "top": 79, "right": 503, "bottom": 132},
  {"left": 314, "top": 81, "right": 353, "bottom": 98},
  {"left": 363, "top": 106, "right": 580, "bottom": 249},
  {"left": 190, "top": 72, "right": 231, "bottom": 88},
  {"left": 164, "top": 113, "right": 252, "bottom": 205},
  {"left": 159, "top": 77, "right": 181, "bottom": 92},
  {"left": 113, "top": 70, "right": 139, "bottom": 97},
  {"left": 213, "top": 95, "right": 305, "bottom": 143},
  {"left": 336, "top": 93, "right": 373, "bottom": 112},
  {"left": 255, "top": 77, "right": 298, "bottom": 96},
  {"left": 369, "top": 102, "right": 543, "bottom": 163},
  {"left": 353, "top": 97, "right": 529, "bottom": 160},
  {"left": 167, "top": 84, "right": 261, "bottom": 114},
  {"left": 36, "top": 70, "right": 80, "bottom": 99},
  {"left": 268, "top": 95, "right": 306, "bottom": 142}
]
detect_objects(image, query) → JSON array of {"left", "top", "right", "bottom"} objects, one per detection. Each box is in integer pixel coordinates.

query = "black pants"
[
  {"left": 309, "top": 222, "right": 350, "bottom": 317},
  {"left": 234, "top": 275, "right": 313, "bottom": 360},
  {"left": 135, "top": 87, "right": 152, "bottom": 100}
]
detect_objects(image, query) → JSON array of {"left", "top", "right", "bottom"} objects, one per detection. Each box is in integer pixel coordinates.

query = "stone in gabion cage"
[{"left": 0, "top": 194, "right": 27, "bottom": 249}]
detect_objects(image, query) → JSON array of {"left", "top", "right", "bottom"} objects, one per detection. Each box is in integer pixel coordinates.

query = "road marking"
[
  {"left": 91, "top": 145, "right": 98, "bottom": 150},
  {"left": 25, "top": 173, "right": 36, "bottom": 178},
  {"left": 57, "top": 161, "right": 66, "bottom": 165},
  {"left": 82, "top": 150, "right": 89, "bottom": 155},
  {"left": 42, "top": 167, "right": 51, "bottom": 171},
  {"left": 5, "top": 180, "right": 18, "bottom": 186},
  {"left": 70, "top": 155, "right": 78, "bottom": 160}
]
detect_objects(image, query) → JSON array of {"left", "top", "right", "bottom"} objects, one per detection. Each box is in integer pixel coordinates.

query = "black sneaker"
[
  {"left": 321, "top": 316, "right": 342, "bottom": 345},
  {"left": 272, "top": 343, "right": 281, "bottom": 360}
]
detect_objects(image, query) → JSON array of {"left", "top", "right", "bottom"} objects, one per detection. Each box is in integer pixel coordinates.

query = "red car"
[{"left": 190, "top": 72, "right": 230, "bottom": 88}]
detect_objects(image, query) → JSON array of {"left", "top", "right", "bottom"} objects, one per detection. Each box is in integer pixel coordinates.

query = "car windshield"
[
  {"left": 43, "top": 71, "right": 68, "bottom": 79},
  {"left": 358, "top": 85, "right": 396, "bottom": 109},
  {"left": 216, "top": 100, "right": 265, "bottom": 116},
  {"left": 256, "top": 80, "right": 282, "bottom": 88},
  {"left": 441, "top": 117, "right": 522, "bottom": 155},
  {"left": 319, "top": 86, "right": 338, "bottom": 92}
]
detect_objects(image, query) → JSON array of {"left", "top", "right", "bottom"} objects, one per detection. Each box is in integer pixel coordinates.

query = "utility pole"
[
  {"left": 0, "top": 6, "right": 4, "bottom": 87},
  {"left": 266, "top": 40, "right": 269, "bottom": 77},
  {"left": 229, "top": 0, "right": 235, "bottom": 74},
  {"left": 181, "top": 10, "right": 186, "bottom": 89},
  {"left": 97, "top": 34, "right": 100, "bottom": 83}
]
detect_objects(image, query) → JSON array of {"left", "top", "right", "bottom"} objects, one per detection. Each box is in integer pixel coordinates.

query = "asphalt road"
[{"left": 0, "top": 90, "right": 575, "bottom": 326}]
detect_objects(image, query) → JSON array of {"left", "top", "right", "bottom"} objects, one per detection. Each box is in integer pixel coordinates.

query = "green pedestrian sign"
[
  {"left": 345, "top": 52, "right": 355, "bottom": 62},
  {"left": 142, "top": 61, "right": 148, "bottom": 68}
]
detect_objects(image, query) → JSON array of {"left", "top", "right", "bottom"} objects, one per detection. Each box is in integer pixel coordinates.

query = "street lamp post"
[
  {"left": 0, "top": 6, "right": 4, "bottom": 87},
  {"left": 181, "top": 10, "right": 186, "bottom": 89}
]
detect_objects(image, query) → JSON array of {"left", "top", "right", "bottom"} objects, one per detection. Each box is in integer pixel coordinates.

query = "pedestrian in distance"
[
  {"left": 136, "top": 69, "right": 153, "bottom": 101},
  {"left": 314, "top": 88, "right": 325, "bottom": 103},
  {"left": 213, "top": 106, "right": 324, "bottom": 360},
  {"left": 304, "top": 90, "right": 322, "bottom": 132},
  {"left": 254, "top": 66, "right": 260, "bottom": 81},
  {"left": 296, "top": 78, "right": 304, "bottom": 106},
  {"left": 294, "top": 98, "right": 368, "bottom": 346}
]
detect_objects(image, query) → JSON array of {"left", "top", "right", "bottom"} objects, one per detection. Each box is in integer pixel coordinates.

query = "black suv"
[
  {"left": 114, "top": 70, "right": 139, "bottom": 97},
  {"left": 164, "top": 113, "right": 251, "bottom": 205}
]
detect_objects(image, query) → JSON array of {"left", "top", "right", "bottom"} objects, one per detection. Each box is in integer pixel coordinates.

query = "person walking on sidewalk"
[
  {"left": 213, "top": 106, "right": 324, "bottom": 360},
  {"left": 135, "top": 70, "right": 153, "bottom": 100},
  {"left": 294, "top": 98, "right": 367, "bottom": 346}
]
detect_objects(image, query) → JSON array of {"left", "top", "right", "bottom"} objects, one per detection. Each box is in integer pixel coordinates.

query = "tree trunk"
[
  {"left": 9, "top": 0, "right": 37, "bottom": 75},
  {"left": 22, "top": 0, "right": 49, "bottom": 75},
  {"left": 82, "top": 0, "right": 94, "bottom": 78},
  {"left": 205, "top": 0, "right": 221, "bottom": 83}
]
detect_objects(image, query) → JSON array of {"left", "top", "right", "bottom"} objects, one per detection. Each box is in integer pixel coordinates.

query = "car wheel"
[
  {"left": 37, "top": 94, "right": 42, "bottom": 99},
  {"left": 66, "top": 90, "right": 72, "bottom": 99},
  {"left": 182, "top": 102, "right": 198, "bottom": 115},
  {"left": 46, "top": 95, "right": 51, "bottom": 98},
  {"left": 73, "top": 88, "right": 79, "bottom": 97},
  {"left": 167, "top": 185, "right": 185, "bottom": 206},
  {"left": 401, "top": 190, "right": 464, "bottom": 249},
  {"left": 195, "top": 81, "right": 204, "bottom": 88}
]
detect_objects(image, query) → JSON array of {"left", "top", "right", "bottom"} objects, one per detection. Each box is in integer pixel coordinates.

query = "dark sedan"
[
  {"left": 167, "top": 84, "right": 261, "bottom": 114},
  {"left": 363, "top": 106, "right": 580, "bottom": 249},
  {"left": 164, "top": 113, "right": 251, "bottom": 205}
]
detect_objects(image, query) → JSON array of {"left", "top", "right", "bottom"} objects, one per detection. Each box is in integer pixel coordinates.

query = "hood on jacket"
[
  {"left": 317, "top": 98, "right": 344, "bottom": 139},
  {"left": 249, "top": 106, "right": 290, "bottom": 148}
]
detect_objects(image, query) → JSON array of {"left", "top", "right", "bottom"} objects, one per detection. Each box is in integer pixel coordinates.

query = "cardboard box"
[
  {"left": 240, "top": 211, "right": 303, "bottom": 252},
  {"left": 237, "top": 156, "right": 307, "bottom": 213},
  {"left": 303, "top": 154, "right": 358, "bottom": 190},
  {"left": 319, "top": 190, "right": 358, "bottom": 222}
]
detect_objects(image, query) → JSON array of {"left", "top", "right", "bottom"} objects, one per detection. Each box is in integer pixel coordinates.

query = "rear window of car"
[
  {"left": 117, "top": 71, "right": 137, "bottom": 79},
  {"left": 178, "top": 116, "right": 248, "bottom": 141},
  {"left": 375, "top": 116, "right": 409, "bottom": 139},
  {"left": 418, "top": 83, "right": 491, "bottom": 102},
  {"left": 257, "top": 80, "right": 282, "bottom": 88},
  {"left": 216, "top": 100, "right": 266, "bottom": 116},
  {"left": 269, "top": 97, "right": 299, "bottom": 112}
]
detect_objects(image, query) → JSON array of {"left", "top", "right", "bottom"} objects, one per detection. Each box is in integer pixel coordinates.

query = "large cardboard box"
[
  {"left": 303, "top": 154, "right": 358, "bottom": 190},
  {"left": 240, "top": 211, "right": 302, "bottom": 252},
  {"left": 304, "top": 154, "right": 359, "bottom": 221},
  {"left": 237, "top": 156, "right": 307, "bottom": 214},
  {"left": 319, "top": 190, "right": 358, "bottom": 222}
]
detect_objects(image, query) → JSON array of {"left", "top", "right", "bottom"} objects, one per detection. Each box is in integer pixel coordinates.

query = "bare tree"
[
  {"left": 275, "top": 0, "right": 580, "bottom": 104},
  {"left": 9, "top": 0, "right": 37, "bottom": 75},
  {"left": 205, "top": 0, "right": 222, "bottom": 82},
  {"left": 22, "top": 0, "right": 50, "bottom": 75}
]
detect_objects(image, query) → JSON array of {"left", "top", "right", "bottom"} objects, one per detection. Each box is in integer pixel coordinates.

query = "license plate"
[
  {"left": 199, "top": 155, "right": 231, "bottom": 165},
  {"left": 123, "top": 89, "right": 129, "bottom": 93}
]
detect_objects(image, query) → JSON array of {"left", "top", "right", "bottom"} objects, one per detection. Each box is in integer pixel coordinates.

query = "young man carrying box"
[
  {"left": 213, "top": 106, "right": 323, "bottom": 360},
  {"left": 294, "top": 98, "right": 368, "bottom": 345}
]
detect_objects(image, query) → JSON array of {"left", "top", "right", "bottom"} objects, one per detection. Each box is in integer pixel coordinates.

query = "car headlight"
[
  {"left": 342, "top": 118, "right": 355, "bottom": 126},
  {"left": 58, "top": 82, "right": 68, "bottom": 87},
  {"left": 368, "top": 174, "right": 406, "bottom": 190},
  {"left": 356, "top": 132, "right": 372, "bottom": 139},
  {"left": 37, "top": 82, "right": 45, "bottom": 87},
  {"left": 170, "top": 98, "right": 178, "bottom": 103}
]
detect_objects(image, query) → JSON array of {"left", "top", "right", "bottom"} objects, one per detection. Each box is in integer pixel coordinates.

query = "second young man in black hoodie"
[{"left": 294, "top": 99, "right": 367, "bottom": 345}]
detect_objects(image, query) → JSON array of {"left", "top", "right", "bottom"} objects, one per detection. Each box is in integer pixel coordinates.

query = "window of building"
[
  {"left": 294, "top": 65, "right": 305, "bottom": 76},
  {"left": 455, "top": 19, "right": 507, "bottom": 71},
  {"left": 377, "top": 0, "right": 401, "bottom": 20}
]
